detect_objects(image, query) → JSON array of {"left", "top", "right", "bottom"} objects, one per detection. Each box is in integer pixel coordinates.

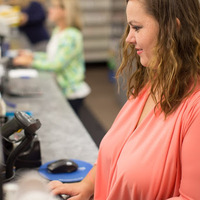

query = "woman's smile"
[{"left": 136, "top": 48, "right": 143, "bottom": 55}]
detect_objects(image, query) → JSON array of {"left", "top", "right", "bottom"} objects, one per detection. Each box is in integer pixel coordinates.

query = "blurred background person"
[
  {"left": 12, "top": 0, "right": 91, "bottom": 116},
  {"left": 9, "top": 0, "right": 50, "bottom": 51}
]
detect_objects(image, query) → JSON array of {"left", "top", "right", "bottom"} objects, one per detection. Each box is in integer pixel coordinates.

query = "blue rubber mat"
[{"left": 38, "top": 159, "right": 93, "bottom": 183}]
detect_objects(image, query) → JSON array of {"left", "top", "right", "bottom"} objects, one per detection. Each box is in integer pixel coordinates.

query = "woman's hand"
[
  {"left": 48, "top": 180, "right": 94, "bottom": 200},
  {"left": 49, "top": 165, "right": 96, "bottom": 200},
  {"left": 19, "top": 13, "right": 28, "bottom": 25},
  {"left": 12, "top": 50, "right": 33, "bottom": 67}
]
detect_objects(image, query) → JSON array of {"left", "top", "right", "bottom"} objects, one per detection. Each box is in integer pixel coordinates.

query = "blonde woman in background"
[{"left": 13, "top": 0, "right": 90, "bottom": 116}]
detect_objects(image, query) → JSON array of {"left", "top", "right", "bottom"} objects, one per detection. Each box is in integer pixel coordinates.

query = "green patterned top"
[{"left": 32, "top": 27, "right": 89, "bottom": 99}]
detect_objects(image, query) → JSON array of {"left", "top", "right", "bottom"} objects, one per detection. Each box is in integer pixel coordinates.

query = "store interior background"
[
  {"left": 77, "top": 0, "right": 127, "bottom": 146},
  {"left": 1, "top": 0, "right": 128, "bottom": 147}
]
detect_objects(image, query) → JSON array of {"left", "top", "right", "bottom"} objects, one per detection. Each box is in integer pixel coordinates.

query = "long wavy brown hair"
[{"left": 116, "top": 0, "right": 200, "bottom": 116}]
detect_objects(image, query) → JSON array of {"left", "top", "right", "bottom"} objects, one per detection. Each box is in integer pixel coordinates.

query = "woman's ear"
[{"left": 176, "top": 18, "right": 181, "bottom": 30}]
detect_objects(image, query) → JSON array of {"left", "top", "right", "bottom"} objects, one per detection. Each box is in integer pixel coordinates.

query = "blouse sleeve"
[
  {"left": 167, "top": 95, "right": 200, "bottom": 199},
  {"left": 32, "top": 30, "right": 81, "bottom": 72}
]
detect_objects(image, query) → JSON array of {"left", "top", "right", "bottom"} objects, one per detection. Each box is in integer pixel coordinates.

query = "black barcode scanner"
[
  {"left": 1, "top": 111, "right": 41, "bottom": 139},
  {"left": 0, "top": 111, "right": 41, "bottom": 181}
]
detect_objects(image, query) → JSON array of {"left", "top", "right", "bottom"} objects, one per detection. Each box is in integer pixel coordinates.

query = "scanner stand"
[
  {"left": 0, "top": 111, "right": 42, "bottom": 182},
  {"left": 3, "top": 129, "right": 39, "bottom": 182}
]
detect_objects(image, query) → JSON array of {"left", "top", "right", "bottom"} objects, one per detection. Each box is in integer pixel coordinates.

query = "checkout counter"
[
  {"left": 3, "top": 71, "right": 98, "bottom": 164},
  {"left": 0, "top": 16, "right": 98, "bottom": 198},
  {"left": 0, "top": 70, "right": 98, "bottom": 199}
]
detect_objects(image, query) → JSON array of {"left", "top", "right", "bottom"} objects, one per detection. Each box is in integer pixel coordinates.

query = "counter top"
[{"left": 3, "top": 72, "right": 98, "bottom": 165}]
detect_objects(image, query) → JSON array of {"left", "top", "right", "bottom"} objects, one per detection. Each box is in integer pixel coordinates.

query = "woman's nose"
[{"left": 126, "top": 30, "right": 136, "bottom": 44}]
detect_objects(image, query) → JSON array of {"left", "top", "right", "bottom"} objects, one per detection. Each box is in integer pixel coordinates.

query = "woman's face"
[
  {"left": 126, "top": 0, "right": 159, "bottom": 67},
  {"left": 48, "top": 1, "right": 65, "bottom": 24}
]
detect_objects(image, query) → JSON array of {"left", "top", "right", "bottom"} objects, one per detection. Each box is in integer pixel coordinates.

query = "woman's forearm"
[{"left": 81, "top": 165, "right": 96, "bottom": 196}]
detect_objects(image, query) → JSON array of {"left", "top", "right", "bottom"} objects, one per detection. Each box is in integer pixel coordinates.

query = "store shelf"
[
  {"left": 83, "top": 26, "right": 111, "bottom": 38},
  {"left": 84, "top": 51, "right": 109, "bottom": 62},
  {"left": 79, "top": 0, "right": 111, "bottom": 10},
  {"left": 110, "top": 0, "right": 126, "bottom": 52},
  {"left": 79, "top": 0, "right": 112, "bottom": 63},
  {"left": 110, "top": 0, "right": 127, "bottom": 105},
  {"left": 79, "top": 0, "right": 126, "bottom": 63}
]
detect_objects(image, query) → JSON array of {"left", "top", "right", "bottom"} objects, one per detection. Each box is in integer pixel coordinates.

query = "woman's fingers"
[
  {"left": 48, "top": 180, "right": 63, "bottom": 190},
  {"left": 49, "top": 181, "right": 76, "bottom": 197},
  {"left": 48, "top": 181, "right": 92, "bottom": 200}
]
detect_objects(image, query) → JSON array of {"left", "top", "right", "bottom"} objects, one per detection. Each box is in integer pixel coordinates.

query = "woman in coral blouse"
[{"left": 49, "top": 0, "right": 200, "bottom": 199}]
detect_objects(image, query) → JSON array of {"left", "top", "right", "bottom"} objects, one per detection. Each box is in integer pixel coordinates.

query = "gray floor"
[
  {"left": 79, "top": 64, "right": 124, "bottom": 146},
  {"left": 85, "top": 64, "right": 122, "bottom": 130}
]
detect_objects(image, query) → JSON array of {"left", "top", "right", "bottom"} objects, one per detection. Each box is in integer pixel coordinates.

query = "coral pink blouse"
[{"left": 94, "top": 87, "right": 200, "bottom": 200}]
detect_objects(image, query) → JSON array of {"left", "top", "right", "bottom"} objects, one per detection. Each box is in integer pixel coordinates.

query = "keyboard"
[{"left": 6, "top": 77, "right": 42, "bottom": 97}]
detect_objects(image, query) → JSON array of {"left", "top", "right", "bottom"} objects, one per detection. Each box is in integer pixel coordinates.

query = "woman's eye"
[{"left": 132, "top": 26, "right": 141, "bottom": 32}]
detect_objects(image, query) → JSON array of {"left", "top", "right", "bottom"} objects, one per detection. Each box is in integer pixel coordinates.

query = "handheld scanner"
[{"left": 1, "top": 111, "right": 41, "bottom": 139}]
